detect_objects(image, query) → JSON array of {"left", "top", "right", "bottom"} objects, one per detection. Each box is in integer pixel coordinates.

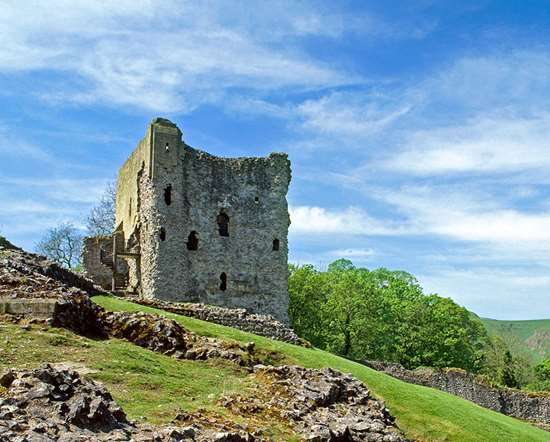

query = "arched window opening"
[
  {"left": 272, "top": 238, "right": 280, "bottom": 251},
  {"left": 165, "top": 142, "right": 170, "bottom": 152},
  {"left": 254, "top": 196, "right": 259, "bottom": 203},
  {"left": 159, "top": 227, "right": 166, "bottom": 241},
  {"left": 219, "top": 272, "right": 227, "bottom": 291},
  {"left": 164, "top": 185, "right": 172, "bottom": 205},
  {"left": 187, "top": 231, "right": 199, "bottom": 250},
  {"left": 217, "top": 211, "right": 229, "bottom": 237}
]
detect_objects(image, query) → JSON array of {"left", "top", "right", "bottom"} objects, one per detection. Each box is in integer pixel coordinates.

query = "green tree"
[
  {"left": 327, "top": 258, "right": 355, "bottom": 273},
  {"left": 534, "top": 359, "right": 550, "bottom": 381},
  {"left": 501, "top": 350, "right": 520, "bottom": 388},
  {"left": 288, "top": 264, "right": 329, "bottom": 347},
  {"left": 288, "top": 259, "right": 488, "bottom": 371}
]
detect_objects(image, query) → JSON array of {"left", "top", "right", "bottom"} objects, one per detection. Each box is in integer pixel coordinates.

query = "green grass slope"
[
  {"left": 482, "top": 318, "right": 550, "bottom": 362},
  {"left": 89, "top": 296, "right": 548, "bottom": 442},
  {"left": 0, "top": 321, "right": 299, "bottom": 439}
]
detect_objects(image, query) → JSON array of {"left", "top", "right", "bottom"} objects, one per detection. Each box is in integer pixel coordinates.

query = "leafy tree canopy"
[{"left": 289, "top": 260, "right": 488, "bottom": 371}]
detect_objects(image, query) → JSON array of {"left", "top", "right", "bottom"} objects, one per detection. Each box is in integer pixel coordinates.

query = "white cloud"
[
  {"left": 372, "top": 184, "right": 550, "bottom": 244},
  {"left": 0, "top": 0, "right": 361, "bottom": 112},
  {"left": 289, "top": 205, "right": 404, "bottom": 236},
  {"left": 385, "top": 114, "right": 550, "bottom": 175},
  {"left": 296, "top": 91, "right": 412, "bottom": 140},
  {"left": 0, "top": 177, "right": 110, "bottom": 204},
  {"left": 425, "top": 51, "right": 550, "bottom": 112},
  {"left": 0, "top": 124, "right": 55, "bottom": 163}
]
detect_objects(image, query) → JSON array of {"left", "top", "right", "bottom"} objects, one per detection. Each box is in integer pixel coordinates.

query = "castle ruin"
[{"left": 83, "top": 118, "right": 291, "bottom": 323}]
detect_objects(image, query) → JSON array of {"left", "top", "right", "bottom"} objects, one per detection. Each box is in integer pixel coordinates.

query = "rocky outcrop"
[
  {"left": 135, "top": 298, "right": 305, "bottom": 346},
  {"left": 101, "top": 311, "right": 258, "bottom": 366},
  {"left": 0, "top": 364, "right": 256, "bottom": 441},
  {"left": 365, "top": 361, "right": 550, "bottom": 427},
  {"left": 0, "top": 245, "right": 107, "bottom": 336},
  {"left": 0, "top": 241, "right": 106, "bottom": 298},
  {"left": 213, "top": 365, "right": 406, "bottom": 441},
  {"left": 0, "top": 365, "right": 406, "bottom": 442}
]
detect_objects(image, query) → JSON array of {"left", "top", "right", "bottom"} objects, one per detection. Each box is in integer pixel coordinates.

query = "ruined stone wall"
[
  {"left": 81, "top": 236, "right": 113, "bottom": 289},
  {"left": 133, "top": 298, "right": 303, "bottom": 345},
  {"left": 115, "top": 128, "right": 152, "bottom": 243},
  {"left": 115, "top": 118, "right": 291, "bottom": 323},
  {"left": 365, "top": 361, "right": 550, "bottom": 425}
]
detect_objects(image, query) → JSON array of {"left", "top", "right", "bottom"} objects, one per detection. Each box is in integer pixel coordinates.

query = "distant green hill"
[{"left": 482, "top": 318, "right": 550, "bottom": 362}]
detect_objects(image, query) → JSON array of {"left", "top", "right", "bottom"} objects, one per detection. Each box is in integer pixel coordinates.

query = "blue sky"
[{"left": 1, "top": 0, "right": 550, "bottom": 319}]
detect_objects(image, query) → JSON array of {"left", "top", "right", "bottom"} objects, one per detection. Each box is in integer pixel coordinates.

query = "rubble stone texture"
[
  {"left": 0, "top": 241, "right": 407, "bottom": 441},
  {"left": 365, "top": 360, "right": 550, "bottom": 427},
  {"left": 0, "top": 244, "right": 258, "bottom": 364},
  {"left": 0, "top": 365, "right": 254, "bottom": 441},
  {"left": 135, "top": 298, "right": 304, "bottom": 345},
  {"left": 101, "top": 310, "right": 258, "bottom": 366},
  {"left": 0, "top": 365, "right": 406, "bottom": 441},
  {"left": 217, "top": 365, "right": 406, "bottom": 441},
  {"left": 83, "top": 118, "right": 291, "bottom": 323},
  {"left": 0, "top": 243, "right": 106, "bottom": 336}
]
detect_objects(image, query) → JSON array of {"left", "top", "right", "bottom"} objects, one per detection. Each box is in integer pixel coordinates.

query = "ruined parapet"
[
  {"left": 109, "top": 118, "right": 291, "bottom": 323},
  {"left": 82, "top": 236, "right": 113, "bottom": 290},
  {"left": 82, "top": 235, "right": 130, "bottom": 291}
]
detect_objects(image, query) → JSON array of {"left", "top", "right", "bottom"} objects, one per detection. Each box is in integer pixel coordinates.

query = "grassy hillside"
[
  {"left": 482, "top": 318, "right": 550, "bottom": 362},
  {"left": 0, "top": 296, "right": 547, "bottom": 441},
  {"left": 85, "top": 296, "right": 546, "bottom": 441}
]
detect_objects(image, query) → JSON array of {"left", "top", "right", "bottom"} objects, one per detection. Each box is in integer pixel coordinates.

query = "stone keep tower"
[{"left": 83, "top": 118, "right": 291, "bottom": 323}]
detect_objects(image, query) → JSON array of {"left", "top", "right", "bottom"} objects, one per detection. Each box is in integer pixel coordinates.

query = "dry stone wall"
[
  {"left": 365, "top": 361, "right": 550, "bottom": 427},
  {"left": 134, "top": 298, "right": 305, "bottom": 345}
]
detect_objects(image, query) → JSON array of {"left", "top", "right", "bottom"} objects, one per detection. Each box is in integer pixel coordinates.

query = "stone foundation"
[{"left": 134, "top": 298, "right": 305, "bottom": 345}]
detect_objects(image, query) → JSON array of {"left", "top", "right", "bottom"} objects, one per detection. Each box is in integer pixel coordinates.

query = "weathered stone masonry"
[
  {"left": 84, "top": 118, "right": 291, "bottom": 323},
  {"left": 365, "top": 361, "right": 550, "bottom": 427}
]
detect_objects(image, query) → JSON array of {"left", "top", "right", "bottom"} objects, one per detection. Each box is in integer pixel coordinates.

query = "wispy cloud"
[
  {"left": 0, "top": 123, "right": 55, "bottom": 163},
  {"left": 372, "top": 184, "right": 550, "bottom": 244},
  {"left": 384, "top": 114, "right": 550, "bottom": 175},
  {"left": 0, "top": 177, "right": 110, "bottom": 204},
  {"left": 289, "top": 205, "right": 405, "bottom": 236},
  {"left": 296, "top": 91, "right": 412, "bottom": 140},
  {"left": 0, "top": 0, "right": 366, "bottom": 112}
]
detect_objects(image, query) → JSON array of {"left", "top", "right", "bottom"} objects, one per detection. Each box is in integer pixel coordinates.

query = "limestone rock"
[
  {"left": 0, "top": 365, "right": 258, "bottom": 441},
  {"left": 218, "top": 365, "right": 407, "bottom": 441},
  {"left": 100, "top": 310, "right": 258, "bottom": 366}
]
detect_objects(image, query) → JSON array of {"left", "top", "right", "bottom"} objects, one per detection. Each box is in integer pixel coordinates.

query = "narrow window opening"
[
  {"left": 165, "top": 142, "right": 170, "bottom": 152},
  {"left": 187, "top": 231, "right": 199, "bottom": 250},
  {"left": 254, "top": 196, "right": 259, "bottom": 203},
  {"left": 164, "top": 185, "right": 172, "bottom": 205},
  {"left": 217, "top": 211, "right": 229, "bottom": 237},
  {"left": 159, "top": 227, "right": 166, "bottom": 241},
  {"left": 219, "top": 272, "right": 227, "bottom": 291},
  {"left": 272, "top": 238, "right": 280, "bottom": 251}
]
